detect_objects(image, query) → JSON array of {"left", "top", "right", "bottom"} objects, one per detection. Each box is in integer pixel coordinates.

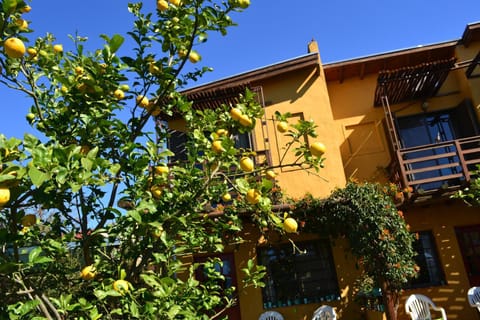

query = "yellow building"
[{"left": 175, "top": 22, "right": 480, "bottom": 320}]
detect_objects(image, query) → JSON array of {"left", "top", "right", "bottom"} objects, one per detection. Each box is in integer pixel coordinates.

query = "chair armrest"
[{"left": 431, "top": 306, "right": 447, "bottom": 319}]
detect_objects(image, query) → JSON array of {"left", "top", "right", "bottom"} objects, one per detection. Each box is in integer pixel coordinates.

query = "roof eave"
[{"left": 182, "top": 52, "right": 320, "bottom": 95}]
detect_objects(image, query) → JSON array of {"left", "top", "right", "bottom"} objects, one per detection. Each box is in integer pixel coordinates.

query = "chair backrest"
[
  {"left": 258, "top": 310, "right": 284, "bottom": 320},
  {"left": 405, "top": 294, "right": 447, "bottom": 320},
  {"left": 312, "top": 305, "right": 337, "bottom": 320},
  {"left": 468, "top": 286, "right": 480, "bottom": 311}
]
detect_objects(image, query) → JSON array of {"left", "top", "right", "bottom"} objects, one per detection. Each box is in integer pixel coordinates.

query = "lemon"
[
  {"left": 239, "top": 157, "right": 254, "bottom": 172},
  {"left": 246, "top": 189, "right": 261, "bottom": 204},
  {"left": 283, "top": 217, "right": 298, "bottom": 233},
  {"left": 113, "top": 279, "right": 130, "bottom": 294},
  {"left": 0, "top": 188, "right": 10, "bottom": 206},
  {"left": 4, "top": 38, "right": 26, "bottom": 58},
  {"left": 80, "top": 265, "right": 96, "bottom": 280}
]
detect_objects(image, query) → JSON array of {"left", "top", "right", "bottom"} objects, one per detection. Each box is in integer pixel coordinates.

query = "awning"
[{"left": 374, "top": 57, "right": 457, "bottom": 106}]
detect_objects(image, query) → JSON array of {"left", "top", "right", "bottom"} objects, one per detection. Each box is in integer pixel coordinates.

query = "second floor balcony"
[{"left": 391, "top": 135, "right": 480, "bottom": 201}]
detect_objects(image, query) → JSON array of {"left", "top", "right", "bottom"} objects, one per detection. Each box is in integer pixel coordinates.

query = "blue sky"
[{"left": 1, "top": 0, "right": 479, "bottom": 138}]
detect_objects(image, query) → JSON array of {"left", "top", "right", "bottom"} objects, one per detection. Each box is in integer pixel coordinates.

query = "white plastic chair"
[
  {"left": 312, "top": 305, "right": 337, "bottom": 320},
  {"left": 258, "top": 310, "right": 284, "bottom": 320},
  {"left": 468, "top": 286, "right": 480, "bottom": 312},
  {"left": 405, "top": 294, "right": 447, "bottom": 320}
]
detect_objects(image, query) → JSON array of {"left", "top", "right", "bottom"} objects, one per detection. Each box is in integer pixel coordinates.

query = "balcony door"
[{"left": 395, "top": 100, "right": 479, "bottom": 190}]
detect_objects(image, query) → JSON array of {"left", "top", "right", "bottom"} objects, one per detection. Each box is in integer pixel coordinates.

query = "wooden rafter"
[{"left": 374, "top": 57, "right": 456, "bottom": 106}]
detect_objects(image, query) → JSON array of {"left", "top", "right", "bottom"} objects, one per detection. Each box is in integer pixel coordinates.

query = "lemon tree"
[{"left": 0, "top": 0, "right": 325, "bottom": 319}]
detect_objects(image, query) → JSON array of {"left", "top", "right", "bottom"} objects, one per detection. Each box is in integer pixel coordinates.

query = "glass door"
[
  {"left": 397, "top": 111, "right": 459, "bottom": 190},
  {"left": 455, "top": 225, "right": 480, "bottom": 286}
]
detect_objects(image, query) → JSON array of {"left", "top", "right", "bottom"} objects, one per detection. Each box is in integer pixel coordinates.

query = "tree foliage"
[
  {"left": 453, "top": 165, "right": 480, "bottom": 207},
  {"left": 0, "top": 0, "right": 326, "bottom": 318}
]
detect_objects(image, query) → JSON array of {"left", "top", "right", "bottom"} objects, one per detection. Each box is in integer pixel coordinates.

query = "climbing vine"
[{"left": 292, "top": 181, "right": 418, "bottom": 320}]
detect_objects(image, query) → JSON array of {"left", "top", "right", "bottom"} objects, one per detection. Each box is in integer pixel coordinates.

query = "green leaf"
[
  {"left": 130, "top": 302, "right": 139, "bottom": 318},
  {"left": 2, "top": 0, "right": 17, "bottom": 13},
  {"left": 109, "top": 163, "right": 121, "bottom": 175},
  {"left": 28, "top": 247, "right": 42, "bottom": 264},
  {"left": 128, "top": 209, "right": 142, "bottom": 223},
  {"left": 109, "top": 34, "right": 125, "bottom": 53},
  {"left": 81, "top": 158, "right": 93, "bottom": 171},
  {"left": 29, "top": 166, "right": 49, "bottom": 187},
  {"left": 167, "top": 305, "right": 181, "bottom": 319},
  {"left": 235, "top": 178, "right": 250, "bottom": 194},
  {"left": 55, "top": 167, "right": 69, "bottom": 184}
]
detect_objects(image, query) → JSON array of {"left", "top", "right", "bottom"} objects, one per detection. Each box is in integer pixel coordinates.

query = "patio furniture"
[
  {"left": 312, "top": 305, "right": 337, "bottom": 320},
  {"left": 258, "top": 310, "right": 284, "bottom": 320},
  {"left": 405, "top": 294, "right": 447, "bottom": 320},
  {"left": 468, "top": 286, "right": 480, "bottom": 312}
]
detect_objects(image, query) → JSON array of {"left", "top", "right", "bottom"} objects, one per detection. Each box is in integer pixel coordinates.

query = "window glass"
[
  {"left": 258, "top": 239, "right": 340, "bottom": 308},
  {"left": 407, "top": 231, "right": 445, "bottom": 288}
]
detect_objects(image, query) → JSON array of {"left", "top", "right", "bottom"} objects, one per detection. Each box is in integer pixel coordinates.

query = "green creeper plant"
[{"left": 293, "top": 182, "right": 418, "bottom": 320}]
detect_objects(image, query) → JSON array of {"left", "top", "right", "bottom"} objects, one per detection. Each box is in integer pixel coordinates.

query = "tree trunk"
[{"left": 380, "top": 279, "right": 399, "bottom": 320}]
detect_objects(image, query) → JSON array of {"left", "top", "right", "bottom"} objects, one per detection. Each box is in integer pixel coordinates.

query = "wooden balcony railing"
[{"left": 391, "top": 135, "right": 480, "bottom": 198}]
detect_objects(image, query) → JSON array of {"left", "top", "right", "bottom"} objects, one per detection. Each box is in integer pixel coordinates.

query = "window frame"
[
  {"left": 406, "top": 230, "right": 446, "bottom": 289},
  {"left": 257, "top": 239, "right": 340, "bottom": 309}
]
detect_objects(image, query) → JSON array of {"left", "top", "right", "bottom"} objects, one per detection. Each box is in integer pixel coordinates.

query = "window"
[
  {"left": 167, "top": 130, "right": 252, "bottom": 163},
  {"left": 407, "top": 231, "right": 445, "bottom": 288},
  {"left": 257, "top": 239, "right": 340, "bottom": 308}
]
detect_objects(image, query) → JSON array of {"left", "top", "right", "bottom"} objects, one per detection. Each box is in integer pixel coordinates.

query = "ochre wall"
[
  {"left": 252, "top": 61, "right": 347, "bottom": 199},
  {"left": 397, "top": 201, "right": 480, "bottom": 320}
]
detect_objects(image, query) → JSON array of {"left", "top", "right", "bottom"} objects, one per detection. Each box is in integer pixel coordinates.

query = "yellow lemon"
[
  {"left": 246, "top": 189, "right": 261, "bottom": 204},
  {"left": 20, "top": 5, "right": 31, "bottom": 13},
  {"left": 15, "top": 19, "right": 28, "bottom": 30},
  {"left": 53, "top": 44, "right": 63, "bottom": 53},
  {"left": 26, "top": 47, "right": 37, "bottom": 57},
  {"left": 154, "top": 165, "right": 169, "bottom": 175},
  {"left": 222, "top": 193, "right": 232, "bottom": 202},
  {"left": 266, "top": 170, "right": 276, "bottom": 179},
  {"left": 212, "top": 140, "right": 224, "bottom": 154},
  {"left": 309, "top": 142, "right": 326, "bottom": 157},
  {"left": 230, "top": 107, "right": 242, "bottom": 121},
  {"left": 239, "top": 114, "right": 253, "bottom": 127},
  {"left": 157, "top": 0, "right": 168, "bottom": 11},
  {"left": 239, "top": 157, "right": 254, "bottom": 172},
  {"left": 74, "top": 66, "right": 84, "bottom": 75},
  {"left": 188, "top": 51, "right": 201, "bottom": 63},
  {"left": 114, "top": 89, "right": 125, "bottom": 100},
  {"left": 113, "top": 279, "right": 130, "bottom": 294},
  {"left": 216, "top": 129, "right": 229, "bottom": 136},
  {"left": 0, "top": 188, "right": 10, "bottom": 206},
  {"left": 80, "top": 265, "right": 96, "bottom": 280},
  {"left": 151, "top": 185, "right": 163, "bottom": 199},
  {"left": 277, "top": 121, "right": 288, "bottom": 133},
  {"left": 4, "top": 38, "right": 26, "bottom": 58},
  {"left": 283, "top": 217, "right": 298, "bottom": 233},
  {"left": 136, "top": 95, "right": 150, "bottom": 108}
]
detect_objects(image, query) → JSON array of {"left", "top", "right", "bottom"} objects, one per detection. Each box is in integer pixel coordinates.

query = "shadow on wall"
[
  {"left": 262, "top": 68, "right": 319, "bottom": 106},
  {"left": 398, "top": 217, "right": 480, "bottom": 320}
]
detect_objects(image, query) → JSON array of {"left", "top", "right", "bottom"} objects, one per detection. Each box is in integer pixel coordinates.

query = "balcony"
[{"left": 391, "top": 135, "right": 480, "bottom": 203}]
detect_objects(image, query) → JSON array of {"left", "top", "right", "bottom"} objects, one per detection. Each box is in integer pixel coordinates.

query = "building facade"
[{"left": 176, "top": 22, "right": 480, "bottom": 320}]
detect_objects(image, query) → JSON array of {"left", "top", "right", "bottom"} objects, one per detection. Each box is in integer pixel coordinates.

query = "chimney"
[{"left": 308, "top": 39, "right": 319, "bottom": 53}]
